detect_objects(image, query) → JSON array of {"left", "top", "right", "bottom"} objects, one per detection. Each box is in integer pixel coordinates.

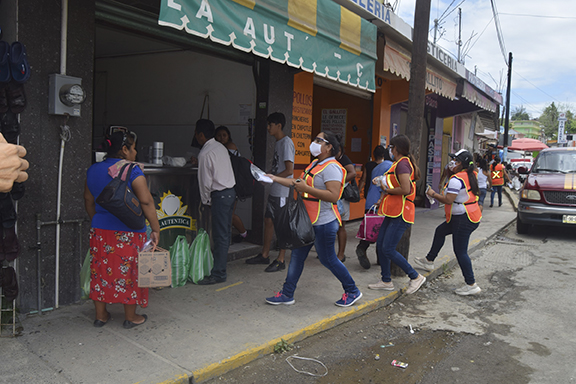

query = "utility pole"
[
  {"left": 457, "top": 8, "right": 462, "bottom": 63},
  {"left": 433, "top": 18, "right": 438, "bottom": 43},
  {"left": 503, "top": 52, "right": 512, "bottom": 159},
  {"left": 393, "top": 0, "right": 431, "bottom": 276}
]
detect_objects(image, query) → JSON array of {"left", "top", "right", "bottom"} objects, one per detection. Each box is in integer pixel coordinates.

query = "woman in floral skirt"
[{"left": 84, "top": 128, "right": 160, "bottom": 329}]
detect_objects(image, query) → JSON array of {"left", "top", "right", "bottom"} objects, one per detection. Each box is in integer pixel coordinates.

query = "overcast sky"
[{"left": 395, "top": 0, "right": 576, "bottom": 119}]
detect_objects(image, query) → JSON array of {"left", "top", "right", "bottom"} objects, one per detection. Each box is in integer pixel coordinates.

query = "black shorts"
[{"left": 264, "top": 196, "right": 286, "bottom": 220}]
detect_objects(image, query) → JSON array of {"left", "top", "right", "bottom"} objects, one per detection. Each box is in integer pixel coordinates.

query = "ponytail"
[
  {"left": 407, "top": 153, "right": 421, "bottom": 181},
  {"left": 466, "top": 167, "right": 480, "bottom": 196}
]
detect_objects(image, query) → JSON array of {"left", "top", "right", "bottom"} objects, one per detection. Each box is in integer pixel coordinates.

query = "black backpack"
[{"left": 229, "top": 152, "right": 255, "bottom": 200}]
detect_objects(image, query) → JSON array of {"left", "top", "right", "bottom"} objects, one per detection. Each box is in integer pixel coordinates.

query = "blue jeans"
[
  {"left": 425, "top": 214, "right": 479, "bottom": 285},
  {"left": 282, "top": 219, "right": 359, "bottom": 299},
  {"left": 478, "top": 188, "right": 487, "bottom": 206},
  {"left": 490, "top": 185, "right": 503, "bottom": 206},
  {"left": 210, "top": 188, "right": 236, "bottom": 280},
  {"left": 376, "top": 216, "right": 419, "bottom": 282}
]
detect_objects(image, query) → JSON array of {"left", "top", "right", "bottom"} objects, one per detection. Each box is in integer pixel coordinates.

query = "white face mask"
[
  {"left": 388, "top": 148, "right": 394, "bottom": 161},
  {"left": 448, "top": 160, "right": 457, "bottom": 171},
  {"left": 309, "top": 141, "right": 323, "bottom": 157}
]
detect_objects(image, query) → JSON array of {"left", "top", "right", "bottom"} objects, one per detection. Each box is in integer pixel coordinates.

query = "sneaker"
[
  {"left": 368, "top": 280, "right": 394, "bottom": 290},
  {"left": 356, "top": 246, "right": 371, "bottom": 269},
  {"left": 245, "top": 253, "right": 270, "bottom": 264},
  {"left": 265, "top": 291, "right": 295, "bottom": 305},
  {"left": 405, "top": 274, "right": 426, "bottom": 294},
  {"left": 265, "top": 259, "right": 285, "bottom": 272},
  {"left": 335, "top": 291, "right": 363, "bottom": 307},
  {"left": 413, "top": 257, "right": 434, "bottom": 272},
  {"left": 455, "top": 283, "right": 481, "bottom": 296}
]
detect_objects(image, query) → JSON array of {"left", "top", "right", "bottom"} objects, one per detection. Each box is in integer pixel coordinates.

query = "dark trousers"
[
  {"left": 425, "top": 214, "right": 479, "bottom": 285},
  {"left": 210, "top": 188, "right": 236, "bottom": 280}
]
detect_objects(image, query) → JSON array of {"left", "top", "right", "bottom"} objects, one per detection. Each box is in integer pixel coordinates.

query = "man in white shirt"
[{"left": 195, "top": 119, "right": 236, "bottom": 285}]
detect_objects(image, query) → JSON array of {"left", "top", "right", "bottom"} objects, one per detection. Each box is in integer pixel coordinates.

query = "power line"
[
  {"left": 499, "top": 12, "right": 576, "bottom": 20},
  {"left": 513, "top": 71, "right": 559, "bottom": 102},
  {"left": 490, "top": 0, "right": 508, "bottom": 66}
]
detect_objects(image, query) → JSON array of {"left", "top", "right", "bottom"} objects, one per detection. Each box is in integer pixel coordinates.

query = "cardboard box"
[{"left": 138, "top": 246, "right": 172, "bottom": 288}]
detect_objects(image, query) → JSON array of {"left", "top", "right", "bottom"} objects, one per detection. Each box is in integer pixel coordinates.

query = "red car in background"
[{"left": 517, "top": 147, "right": 576, "bottom": 234}]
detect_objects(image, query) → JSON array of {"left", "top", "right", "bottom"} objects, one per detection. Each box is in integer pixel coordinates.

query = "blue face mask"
[{"left": 389, "top": 148, "right": 394, "bottom": 161}]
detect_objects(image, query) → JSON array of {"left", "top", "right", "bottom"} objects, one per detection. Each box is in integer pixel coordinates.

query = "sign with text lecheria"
[
  {"left": 156, "top": 191, "right": 195, "bottom": 231},
  {"left": 158, "top": 0, "right": 377, "bottom": 91},
  {"left": 292, "top": 72, "right": 314, "bottom": 165},
  {"left": 321, "top": 109, "right": 347, "bottom": 142}
]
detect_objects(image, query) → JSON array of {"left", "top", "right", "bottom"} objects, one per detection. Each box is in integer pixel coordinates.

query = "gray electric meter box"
[{"left": 48, "top": 74, "right": 85, "bottom": 117}]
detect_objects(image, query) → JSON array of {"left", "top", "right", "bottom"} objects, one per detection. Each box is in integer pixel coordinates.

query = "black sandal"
[
  {"left": 123, "top": 314, "right": 147, "bottom": 329},
  {"left": 93, "top": 312, "right": 111, "bottom": 327}
]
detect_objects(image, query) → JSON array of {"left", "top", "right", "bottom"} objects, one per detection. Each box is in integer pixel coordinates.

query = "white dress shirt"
[{"left": 197, "top": 138, "right": 235, "bottom": 205}]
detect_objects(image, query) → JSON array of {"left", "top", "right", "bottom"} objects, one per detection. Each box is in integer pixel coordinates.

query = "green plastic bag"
[
  {"left": 188, "top": 229, "right": 214, "bottom": 284},
  {"left": 169, "top": 235, "right": 191, "bottom": 288},
  {"left": 80, "top": 250, "right": 91, "bottom": 300}
]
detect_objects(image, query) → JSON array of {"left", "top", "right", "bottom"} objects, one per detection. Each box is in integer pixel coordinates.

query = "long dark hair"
[
  {"left": 491, "top": 156, "right": 501, "bottom": 172},
  {"left": 478, "top": 158, "right": 489, "bottom": 172},
  {"left": 390, "top": 135, "right": 421, "bottom": 181},
  {"left": 461, "top": 160, "right": 480, "bottom": 196},
  {"left": 215, "top": 125, "right": 233, "bottom": 144},
  {"left": 101, "top": 131, "right": 135, "bottom": 158}
]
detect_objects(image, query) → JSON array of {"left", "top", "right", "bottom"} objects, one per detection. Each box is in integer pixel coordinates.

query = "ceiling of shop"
[{"left": 95, "top": 25, "right": 180, "bottom": 59}]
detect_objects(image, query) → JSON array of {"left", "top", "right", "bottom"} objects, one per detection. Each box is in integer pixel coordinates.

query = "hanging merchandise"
[
  {"left": 169, "top": 235, "right": 191, "bottom": 288},
  {"left": 79, "top": 251, "right": 91, "bottom": 300},
  {"left": 188, "top": 229, "right": 213, "bottom": 284}
]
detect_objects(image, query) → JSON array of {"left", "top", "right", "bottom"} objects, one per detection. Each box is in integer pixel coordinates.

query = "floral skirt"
[{"left": 89, "top": 228, "right": 148, "bottom": 307}]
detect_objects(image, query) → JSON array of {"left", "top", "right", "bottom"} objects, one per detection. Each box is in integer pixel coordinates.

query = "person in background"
[
  {"left": 476, "top": 158, "right": 491, "bottom": 211},
  {"left": 368, "top": 134, "right": 426, "bottom": 295},
  {"left": 84, "top": 130, "right": 160, "bottom": 329},
  {"left": 195, "top": 119, "right": 236, "bottom": 284},
  {"left": 416, "top": 149, "right": 482, "bottom": 296},
  {"left": 245, "top": 112, "right": 294, "bottom": 272},
  {"left": 335, "top": 138, "right": 356, "bottom": 263},
  {"left": 356, "top": 145, "right": 393, "bottom": 269},
  {"left": 358, "top": 145, "right": 383, "bottom": 200},
  {"left": 214, "top": 125, "right": 248, "bottom": 243},
  {"left": 489, "top": 156, "right": 509, "bottom": 208},
  {"left": 0, "top": 133, "right": 28, "bottom": 192},
  {"left": 265, "top": 131, "right": 362, "bottom": 307}
]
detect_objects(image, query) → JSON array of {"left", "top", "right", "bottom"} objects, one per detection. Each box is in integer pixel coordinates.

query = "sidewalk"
[{"left": 0, "top": 190, "right": 518, "bottom": 384}]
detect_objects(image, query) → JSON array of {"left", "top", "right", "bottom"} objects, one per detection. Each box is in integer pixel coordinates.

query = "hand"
[
  {"left": 189, "top": 156, "right": 198, "bottom": 166},
  {"left": 371, "top": 176, "right": 380, "bottom": 185},
  {"left": 150, "top": 231, "right": 160, "bottom": 248},
  {"left": 426, "top": 187, "right": 437, "bottom": 197},
  {"left": 0, "top": 134, "right": 29, "bottom": 192},
  {"left": 293, "top": 178, "right": 306, "bottom": 193}
]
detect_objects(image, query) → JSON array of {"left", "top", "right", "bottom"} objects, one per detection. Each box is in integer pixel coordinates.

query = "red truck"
[{"left": 517, "top": 147, "right": 576, "bottom": 234}]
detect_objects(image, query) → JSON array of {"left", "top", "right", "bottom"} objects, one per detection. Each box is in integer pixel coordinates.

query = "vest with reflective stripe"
[
  {"left": 445, "top": 171, "right": 482, "bottom": 223},
  {"left": 301, "top": 159, "right": 346, "bottom": 225},
  {"left": 491, "top": 163, "right": 504, "bottom": 186},
  {"left": 377, "top": 157, "right": 416, "bottom": 224}
]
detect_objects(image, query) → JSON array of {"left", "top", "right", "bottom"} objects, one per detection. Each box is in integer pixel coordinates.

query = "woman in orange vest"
[
  {"left": 265, "top": 131, "right": 362, "bottom": 308},
  {"left": 368, "top": 135, "right": 426, "bottom": 295},
  {"left": 489, "top": 156, "right": 509, "bottom": 207},
  {"left": 415, "top": 149, "right": 482, "bottom": 295}
]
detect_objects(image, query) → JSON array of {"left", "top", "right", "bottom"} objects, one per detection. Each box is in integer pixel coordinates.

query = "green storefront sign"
[{"left": 159, "top": 0, "right": 377, "bottom": 91}]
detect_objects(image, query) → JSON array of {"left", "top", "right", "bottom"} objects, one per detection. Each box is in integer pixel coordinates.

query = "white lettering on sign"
[
  {"left": 264, "top": 24, "right": 275, "bottom": 44},
  {"left": 357, "top": 63, "right": 364, "bottom": 77},
  {"left": 350, "top": 0, "right": 392, "bottom": 25},
  {"left": 427, "top": 42, "right": 458, "bottom": 72},
  {"left": 196, "top": 0, "right": 213, "bottom": 23},
  {"left": 168, "top": 0, "right": 181, "bottom": 11},
  {"left": 244, "top": 17, "right": 256, "bottom": 39},
  {"left": 284, "top": 31, "right": 294, "bottom": 51}
]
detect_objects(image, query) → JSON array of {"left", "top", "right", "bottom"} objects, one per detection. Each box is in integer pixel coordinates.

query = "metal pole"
[
  {"left": 503, "top": 52, "right": 513, "bottom": 154},
  {"left": 36, "top": 214, "right": 42, "bottom": 315}
]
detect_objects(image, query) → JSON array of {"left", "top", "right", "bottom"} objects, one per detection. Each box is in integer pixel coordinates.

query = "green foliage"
[
  {"left": 511, "top": 105, "right": 530, "bottom": 121},
  {"left": 538, "top": 102, "right": 576, "bottom": 139},
  {"left": 274, "top": 338, "right": 294, "bottom": 354}
]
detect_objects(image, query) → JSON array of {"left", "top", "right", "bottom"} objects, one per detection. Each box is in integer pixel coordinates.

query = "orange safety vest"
[
  {"left": 377, "top": 157, "right": 416, "bottom": 224},
  {"left": 445, "top": 171, "right": 482, "bottom": 223},
  {"left": 301, "top": 159, "right": 346, "bottom": 225},
  {"left": 491, "top": 163, "right": 504, "bottom": 186}
]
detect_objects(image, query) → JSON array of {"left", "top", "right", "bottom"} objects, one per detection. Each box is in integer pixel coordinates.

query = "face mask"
[
  {"left": 309, "top": 142, "right": 323, "bottom": 157},
  {"left": 448, "top": 160, "right": 457, "bottom": 171},
  {"left": 388, "top": 148, "right": 394, "bottom": 161}
]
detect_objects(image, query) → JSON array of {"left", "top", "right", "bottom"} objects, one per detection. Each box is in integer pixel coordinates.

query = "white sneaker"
[
  {"left": 455, "top": 283, "right": 481, "bottom": 296},
  {"left": 413, "top": 257, "right": 434, "bottom": 272},
  {"left": 405, "top": 275, "right": 426, "bottom": 294},
  {"left": 368, "top": 281, "right": 395, "bottom": 290}
]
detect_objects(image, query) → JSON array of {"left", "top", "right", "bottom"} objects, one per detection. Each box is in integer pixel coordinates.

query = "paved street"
[{"left": 204, "top": 214, "right": 576, "bottom": 383}]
